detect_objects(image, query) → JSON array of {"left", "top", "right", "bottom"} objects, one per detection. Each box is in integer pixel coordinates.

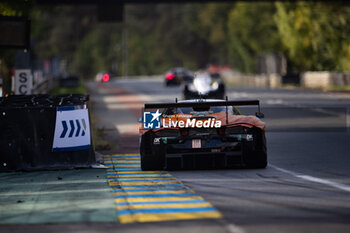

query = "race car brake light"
[
  {"left": 180, "top": 129, "right": 189, "bottom": 136},
  {"left": 102, "top": 74, "right": 110, "bottom": 82},
  {"left": 166, "top": 72, "right": 175, "bottom": 80},
  {"left": 218, "top": 127, "right": 225, "bottom": 135}
]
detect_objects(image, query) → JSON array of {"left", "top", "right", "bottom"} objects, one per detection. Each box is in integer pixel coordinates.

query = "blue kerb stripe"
[
  {"left": 113, "top": 169, "right": 141, "bottom": 170},
  {"left": 112, "top": 184, "right": 184, "bottom": 188},
  {"left": 118, "top": 207, "right": 217, "bottom": 215},
  {"left": 52, "top": 144, "right": 91, "bottom": 152},
  {"left": 112, "top": 179, "right": 177, "bottom": 183},
  {"left": 110, "top": 159, "right": 139, "bottom": 161},
  {"left": 110, "top": 171, "right": 142, "bottom": 172},
  {"left": 114, "top": 193, "right": 198, "bottom": 198},
  {"left": 117, "top": 200, "right": 207, "bottom": 205},
  {"left": 107, "top": 173, "right": 170, "bottom": 176},
  {"left": 109, "top": 179, "right": 177, "bottom": 182},
  {"left": 105, "top": 164, "right": 141, "bottom": 167},
  {"left": 108, "top": 176, "right": 172, "bottom": 179},
  {"left": 112, "top": 188, "right": 190, "bottom": 192},
  {"left": 111, "top": 159, "right": 140, "bottom": 161},
  {"left": 105, "top": 163, "right": 140, "bottom": 165},
  {"left": 107, "top": 172, "right": 169, "bottom": 175},
  {"left": 112, "top": 159, "right": 140, "bottom": 161}
]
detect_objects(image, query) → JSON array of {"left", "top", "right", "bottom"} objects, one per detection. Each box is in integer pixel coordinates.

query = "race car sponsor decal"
[
  {"left": 162, "top": 118, "right": 221, "bottom": 128},
  {"left": 104, "top": 154, "right": 222, "bottom": 223},
  {"left": 142, "top": 109, "right": 222, "bottom": 129},
  {"left": 143, "top": 110, "right": 161, "bottom": 129},
  {"left": 153, "top": 138, "right": 161, "bottom": 144},
  {"left": 52, "top": 106, "right": 91, "bottom": 152}
]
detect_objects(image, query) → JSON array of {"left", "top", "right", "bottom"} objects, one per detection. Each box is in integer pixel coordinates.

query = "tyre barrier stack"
[{"left": 0, "top": 94, "right": 95, "bottom": 171}]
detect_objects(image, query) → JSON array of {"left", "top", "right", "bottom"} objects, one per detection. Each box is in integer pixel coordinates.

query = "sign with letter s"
[
  {"left": 52, "top": 106, "right": 91, "bottom": 152},
  {"left": 15, "top": 69, "right": 33, "bottom": 95}
]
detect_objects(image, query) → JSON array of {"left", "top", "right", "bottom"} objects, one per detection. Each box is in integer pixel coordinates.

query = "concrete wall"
[
  {"left": 222, "top": 70, "right": 350, "bottom": 89},
  {"left": 221, "top": 71, "right": 282, "bottom": 89},
  {"left": 300, "top": 72, "right": 350, "bottom": 89}
]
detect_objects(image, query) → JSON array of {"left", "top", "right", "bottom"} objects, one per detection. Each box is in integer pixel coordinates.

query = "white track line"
[
  {"left": 270, "top": 164, "right": 350, "bottom": 193},
  {"left": 225, "top": 224, "right": 246, "bottom": 233}
]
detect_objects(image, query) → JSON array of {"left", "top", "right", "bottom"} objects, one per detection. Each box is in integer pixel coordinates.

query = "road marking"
[
  {"left": 265, "top": 99, "right": 284, "bottom": 105},
  {"left": 270, "top": 164, "right": 350, "bottom": 192},
  {"left": 226, "top": 223, "right": 246, "bottom": 233},
  {"left": 105, "top": 153, "right": 222, "bottom": 223}
]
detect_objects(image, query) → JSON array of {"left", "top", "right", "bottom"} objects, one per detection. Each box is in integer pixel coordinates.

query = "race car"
[
  {"left": 164, "top": 67, "right": 194, "bottom": 86},
  {"left": 139, "top": 99, "right": 267, "bottom": 170},
  {"left": 95, "top": 72, "right": 110, "bottom": 83},
  {"left": 183, "top": 72, "right": 225, "bottom": 99}
]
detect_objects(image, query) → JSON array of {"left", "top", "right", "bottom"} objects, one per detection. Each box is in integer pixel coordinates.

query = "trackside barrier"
[{"left": 0, "top": 94, "right": 95, "bottom": 171}]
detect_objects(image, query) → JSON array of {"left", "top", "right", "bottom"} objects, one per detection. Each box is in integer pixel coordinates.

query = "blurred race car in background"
[
  {"left": 183, "top": 72, "right": 225, "bottom": 99},
  {"left": 164, "top": 67, "right": 194, "bottom": 86},
  {"left": 139, "top": 99, "right": 267, "bottom": 170},
  {"left": 95, "top": 72, "right": 110, "bottom": 83}
]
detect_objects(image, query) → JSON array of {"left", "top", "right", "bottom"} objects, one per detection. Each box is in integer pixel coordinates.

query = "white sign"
[
  {"left": 52, "top": 106, "right": 91, "bottom": 152},
  {"left": 15, "top": 69, "right": 33, "bottom": 95}
]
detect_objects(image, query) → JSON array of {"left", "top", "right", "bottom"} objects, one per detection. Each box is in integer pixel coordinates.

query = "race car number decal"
[{"left": 192, "top": 139, "right": 201, "bottom": 148}]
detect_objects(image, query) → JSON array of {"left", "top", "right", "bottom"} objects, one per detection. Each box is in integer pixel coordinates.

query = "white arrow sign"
[{"left": 52, "top": 106, "right": 91, "bottom": 152}]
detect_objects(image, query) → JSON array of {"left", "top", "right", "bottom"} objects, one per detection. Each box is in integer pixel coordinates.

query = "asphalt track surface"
[
  {"left": 91, "top": 77, "right": 350, "bottom": 233},
  {"left": 2, "top": 77, "right": 349, "bottom": 233}
]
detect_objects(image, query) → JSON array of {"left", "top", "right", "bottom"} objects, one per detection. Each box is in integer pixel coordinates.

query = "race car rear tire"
[
  {"left": 140, "top": 133, "right": 165, "bottom": 171},
  {"left": 141, "top": 156, "right": 164, "bottom": 171},
  {"left": 245, "top": 154, "right": 267, "bottom": 169},
  {"left": 243, "top": 128, "right": 268, "bottom": 169}
]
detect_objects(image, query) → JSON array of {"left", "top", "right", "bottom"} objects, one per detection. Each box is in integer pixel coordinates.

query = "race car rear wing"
[
  {"left": 144, "top": 100, "right": 260, "bottom": 110},
  {"left": 143, "top": 99, "right": 263, "bottom": 122}
]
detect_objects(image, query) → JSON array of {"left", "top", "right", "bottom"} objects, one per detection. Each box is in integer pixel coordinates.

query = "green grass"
[
  {"left": 49, "top": 84, "right": 87, "bottom": 95},
  {"left": 90, "top": 112, "right": 112, "bottom": 151},
  {"left": 325, "top": 85, "right": 350, "bottom": 92}
]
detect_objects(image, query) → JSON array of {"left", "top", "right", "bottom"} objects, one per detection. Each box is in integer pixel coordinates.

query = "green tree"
[
  {"left": 197, "top": 3, "right": 234, "bottom": 65},
  {"left": 274, "top": 2, "right": 350, "bottom": 72},
  {"left": 227, "top": 2, "right": 282, "bottom": 73},
  {"left": 73, "top": 25, "right": 122, "bottom": 78}
]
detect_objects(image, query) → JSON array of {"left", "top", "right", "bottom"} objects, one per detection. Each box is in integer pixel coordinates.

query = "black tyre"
[
  {"left": 141, "top": 155, "right": 163, "bottom": 171},
  {"left": 245, "top": 154, "right": 267, "bottom": 169},
  {"left": 140, "top": 134, "right": 165, "bottom": 171},
  {"left": 183, "top": 85, "right": 190, "bottom": 100},
  {"left": 243, "top": 128, "right": 267, "bottom": 169},
  {"left": 218, "top": 83, "right": 226, "bottom": 99}
]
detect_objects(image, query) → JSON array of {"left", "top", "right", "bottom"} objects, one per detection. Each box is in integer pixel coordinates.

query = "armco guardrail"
[{"left": 0, "top": 94, "right": 95, "bottom": 171}]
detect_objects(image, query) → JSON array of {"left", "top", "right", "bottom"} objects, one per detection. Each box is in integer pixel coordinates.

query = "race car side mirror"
[
  {"left": 138, "top": 117, "right": 143, "bottom": 123},
  {"left": 255, "top": 112, "right": 265, "bottom": 119}
]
